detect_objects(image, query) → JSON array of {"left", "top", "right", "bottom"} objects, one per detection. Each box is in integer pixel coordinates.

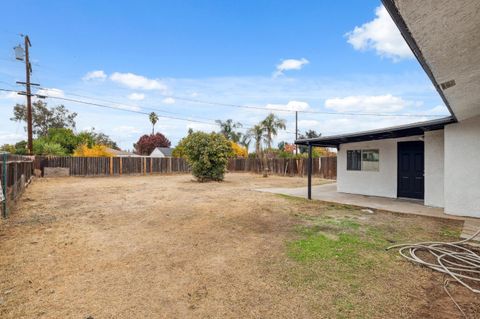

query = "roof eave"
[
  {"left": 381, "top": 0, "right": 457, "bottom": 121},
  {"left": 295, "top": 116, "right": 454, "bottom": 146}
]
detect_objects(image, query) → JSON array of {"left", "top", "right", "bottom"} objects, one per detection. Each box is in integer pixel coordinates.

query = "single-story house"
[
  {"left": 150, "top": 147, "right": 173, "bottom": 158},
  {"left": 296, "top": 0, "right": 480, "bottom": 218}
]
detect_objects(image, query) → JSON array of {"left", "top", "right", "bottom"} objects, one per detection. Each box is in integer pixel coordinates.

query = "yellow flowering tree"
[
  {"left": 73, "top": 144, "right": 113, "bottom": 157},
  {"left": 230, "top": 141, "right": 247, "bottom": 158}
]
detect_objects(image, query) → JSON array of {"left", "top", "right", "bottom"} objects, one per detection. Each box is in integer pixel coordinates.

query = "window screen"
[{"left": 347, "top": 150, "right": 361, "bottom": 170}]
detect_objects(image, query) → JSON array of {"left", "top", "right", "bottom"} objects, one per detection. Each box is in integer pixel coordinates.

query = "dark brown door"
[{"left": 397, "top": 141, "right": 424, "bottom": 199}]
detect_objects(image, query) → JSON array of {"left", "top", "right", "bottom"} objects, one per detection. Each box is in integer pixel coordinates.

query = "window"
[
  {"left": 361, "top": 149, "right": 379, "bottom": 171},
  {"left": 347, "top": 149, "right": 379, "bottom": 171},
  {"left": 347, "top": 150, "right": 361, "bottom": 170}
]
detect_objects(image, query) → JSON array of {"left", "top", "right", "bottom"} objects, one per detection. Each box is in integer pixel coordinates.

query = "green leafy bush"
[
  {"left": 33, "top": 139, "right": 67, "bottom": 156},
  {"left": 182, "top": 132, "right": 233, "bottom": 182}
]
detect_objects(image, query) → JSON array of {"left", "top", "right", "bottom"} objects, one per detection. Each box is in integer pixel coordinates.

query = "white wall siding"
[
  {"left": 424, "top": 130, "right": 445, "bottom": 207},
  {"left": 337, "top": 136, "right": 421, "bottom": 198},
  {"left": 150, "top": 149, "right": 165, "bottom": 158},
  {"left": 444, "top": 115, "right": 480, "bottom": 217}
]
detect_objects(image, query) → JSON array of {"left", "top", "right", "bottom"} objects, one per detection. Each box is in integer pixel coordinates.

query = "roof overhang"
[
  {"left": 382, "top": 0, "right": 480, "bottom": 121},
  {"left": 295, "top": 116, "right": 455, "bottom": 147}
]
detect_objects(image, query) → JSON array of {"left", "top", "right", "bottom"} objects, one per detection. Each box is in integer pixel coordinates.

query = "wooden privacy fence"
[
  {"left": 228, "top": 157, "right": 337, "bottom": 179},
  {"left": 0, "top": 153, "right": 35, "bottom": 218},
  {"left": 34, "top": 156, "right": 337, "bottom": 179},
  {"left": 35, "top": 156, "right": 190, "bottom": 177}
]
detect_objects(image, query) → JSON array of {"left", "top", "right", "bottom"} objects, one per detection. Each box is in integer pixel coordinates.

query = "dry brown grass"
[{"left": 0, "top": 173, "right": 476, "bottom": 318}]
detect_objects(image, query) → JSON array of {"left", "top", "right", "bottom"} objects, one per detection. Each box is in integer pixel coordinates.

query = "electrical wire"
[
  {"left": 3, "top": 87, "right": 298, "bottom": 134},
  {"left": 387, "top": 229, "right": 480, "bottom": 318},
  {"left": 32, "top": 86, "right": 442, "bottom": 118}
]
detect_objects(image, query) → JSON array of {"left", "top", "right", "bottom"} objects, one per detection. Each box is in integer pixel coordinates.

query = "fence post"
[
  {"left": 119, "top": 157, "right": 123, "bottom": 176},
  {"left": 2, "top": 152, "right": 8, "bottom": 218},
  {"left": 143, "top": 157, "right": 147, "bottom": 175}
]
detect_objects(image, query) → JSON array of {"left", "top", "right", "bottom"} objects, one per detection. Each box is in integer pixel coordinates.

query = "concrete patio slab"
[
  {"left": 256, "top": 183, "right": 462, "bottom": 220},
  {"left": 256, "top": 183, "right": 480, "bottom": 240}
]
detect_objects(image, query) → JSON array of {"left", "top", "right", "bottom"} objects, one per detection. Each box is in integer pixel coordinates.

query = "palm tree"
[
  {"left": 248, "top": 124, "right": 264, "bottom": 156},
  {"left": 149, "top": 112, "right": 159, "bottom": 134},
  {"left": 215, "top": 119, "right": 243, "bottom": 142},
  {"left": 239, "top": 134, "right": 252, "bottom": 153},
  {"left": 261, "top": 113, "right": 286, "bottom": 149}
]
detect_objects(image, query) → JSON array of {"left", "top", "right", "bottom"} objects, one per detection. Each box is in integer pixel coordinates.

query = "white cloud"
[
  {"left": 162, "top": 97, "right": 175, "bottom": 104},
  {"left": 325, "top": 94, "right": 407, "bottom": 113},
  {"left": 83, "top": 70, "right": 107, "bottom": 81},
  {"left": 110, "top": 72, "right": 168, "bottom": 91},
  {"left": 127, "top": 93, "right": 145, "bottom": 101},
  {"left": 298, "top": 119, "right": 320, "bottom": 128},
  {"left": 424, "top": 104, "right": 450, "bottom": 116},
  {"left": 186, "top": 122, "right": 217, "bottom": 132},
  {"left": 346, "top": 5, "right": 413, "bottom": 61},
  {"left": 0, "top": 132, "right": 24, "bottom": 145},
  {"left": 0, "top": 91, "right": 23, "bottom": 102},
  {"left": 36, "top": 88, "right": 64, "bottom": 98},
  {"left": 266, "top": 100, "right": 310, "bottom": 111},
  {"left": 274, "top": 58, "right": 309, "bottom": 77},
  {"left": 112, "top": 125, "right": 141, "bottom": 135}
]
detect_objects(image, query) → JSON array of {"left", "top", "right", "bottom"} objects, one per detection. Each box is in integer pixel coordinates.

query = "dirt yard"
[{"left": 0, "top": 173, "right": 478, "bottom": 318}]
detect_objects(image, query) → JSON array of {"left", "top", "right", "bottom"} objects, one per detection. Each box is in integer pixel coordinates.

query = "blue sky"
[{"left": 0, "top": 1, "right": 449, "bottom": 150}]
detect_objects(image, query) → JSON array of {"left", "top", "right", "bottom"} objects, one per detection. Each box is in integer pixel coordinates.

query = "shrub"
[
  {"left": 33, "top": 139, "right": 67, "bottom": 156},
  {"left": 182, "top": 132, "right": 233, "bottom": 182},
  {"left": 73, "top": 144, "right": 113, "bottom": 157}
]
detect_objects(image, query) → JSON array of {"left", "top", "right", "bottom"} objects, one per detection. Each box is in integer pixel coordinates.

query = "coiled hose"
[{"left": 387, "top": 229, "right": 480, "bottom": 318}]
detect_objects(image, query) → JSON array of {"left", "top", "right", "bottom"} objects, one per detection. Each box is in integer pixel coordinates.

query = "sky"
[{"left": 0, "top": 0, "right": 449, "bottom": 151}]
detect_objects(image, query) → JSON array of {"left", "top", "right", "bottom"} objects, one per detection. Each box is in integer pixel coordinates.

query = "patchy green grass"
[
  {"left": 288, "top": 218, "right": 386, "bottom": 267},
  {"left": 286, "top": 214, "right": 400, "bottom": 317},
  {"left": 277, "top": 197, "right": 466, "bottom": 318},
  {"left": 439, "top": 225, "right": 461, "bottom": 239}
]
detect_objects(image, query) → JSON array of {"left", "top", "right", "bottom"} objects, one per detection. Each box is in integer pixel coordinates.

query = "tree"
[
  {"left": 230, "top": 141, "right": 248, "bottom": 158},
  {"left": 261, "top": 113, "right": 286, "bottom": 149},
  {"left": 14, "top": 141, "right": 28, "bottom": 155},
  {"left": 77, "top": 129, "right": 119, "bottom": 150},
  {"left": 45, "top": 128, "right": 80, "bottom": 154},
  {"left": 149, "top": 112, "right": 159, "bottom": 134},
  {"left": 215, "top": 119, "right": 243, "bottom": 143},
  {"left": 73, "top": 144, "right": 113, "bottom": 157},
  {"left": 182, "top": 132, "right": 233, "bottom": 182},
  {"left": 239, "top": 134, "right": 251, "bottom": 153},
  {"left": 0, "top": 144, "right": 16, "bottom": 153},
  {"left": 248, "top": 124, "right": 264, "bottom": 157},
  {"left": 134, "top": 133, "right": 171, "bottom": 155},
  {"left": 11, "top": 101, "right": 77, "bottom": 136},
  {"left": 298, "top": 130, "right": 321, "bottom": 153}
]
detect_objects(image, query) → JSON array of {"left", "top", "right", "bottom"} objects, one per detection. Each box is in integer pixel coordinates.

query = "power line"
[
  {"left": 152, "top": 93, "right": 441, "bottom": 118},
  {"left": 32, "top": 86, "right": 441, "bottom": 118},
  {"left": 44, "top": 95, "right": 220, "bottom": 126},
  {"left": 30, "top": 87, "right": 297, "bottom": 133}
]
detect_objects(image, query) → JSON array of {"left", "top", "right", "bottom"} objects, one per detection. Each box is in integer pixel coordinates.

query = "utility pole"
[
  {"left": 15, "top": 35, "right": 39, "bottom": 155},
  {"left": 295, "top": 111, "right": 298, "bottom": 154},
  {"left": 24, "top": 35, "right": 33, "bottom": 155}
]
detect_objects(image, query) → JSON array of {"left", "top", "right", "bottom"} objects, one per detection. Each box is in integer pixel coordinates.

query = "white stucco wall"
[
  {"left": 337, "top": 136, "right": 422, "bottom": 198},
  {"left": 150, "top": 148, "right": 166, "bottom": 158},
  {"left": 444, "top": 115, "right": 480, "bottom": 217},
  {"left": 424, "top": 130, "right": 444, "bottom": 207}
]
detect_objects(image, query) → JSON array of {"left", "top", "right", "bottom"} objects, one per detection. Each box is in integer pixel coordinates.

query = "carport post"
[{"left": 307, "top": 144, "right": 312, "bottom": 200}]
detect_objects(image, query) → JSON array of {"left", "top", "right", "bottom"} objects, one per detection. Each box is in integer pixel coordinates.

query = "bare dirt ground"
[{"left": 0, "top": 173, "right": 478, "bottom": 318}]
